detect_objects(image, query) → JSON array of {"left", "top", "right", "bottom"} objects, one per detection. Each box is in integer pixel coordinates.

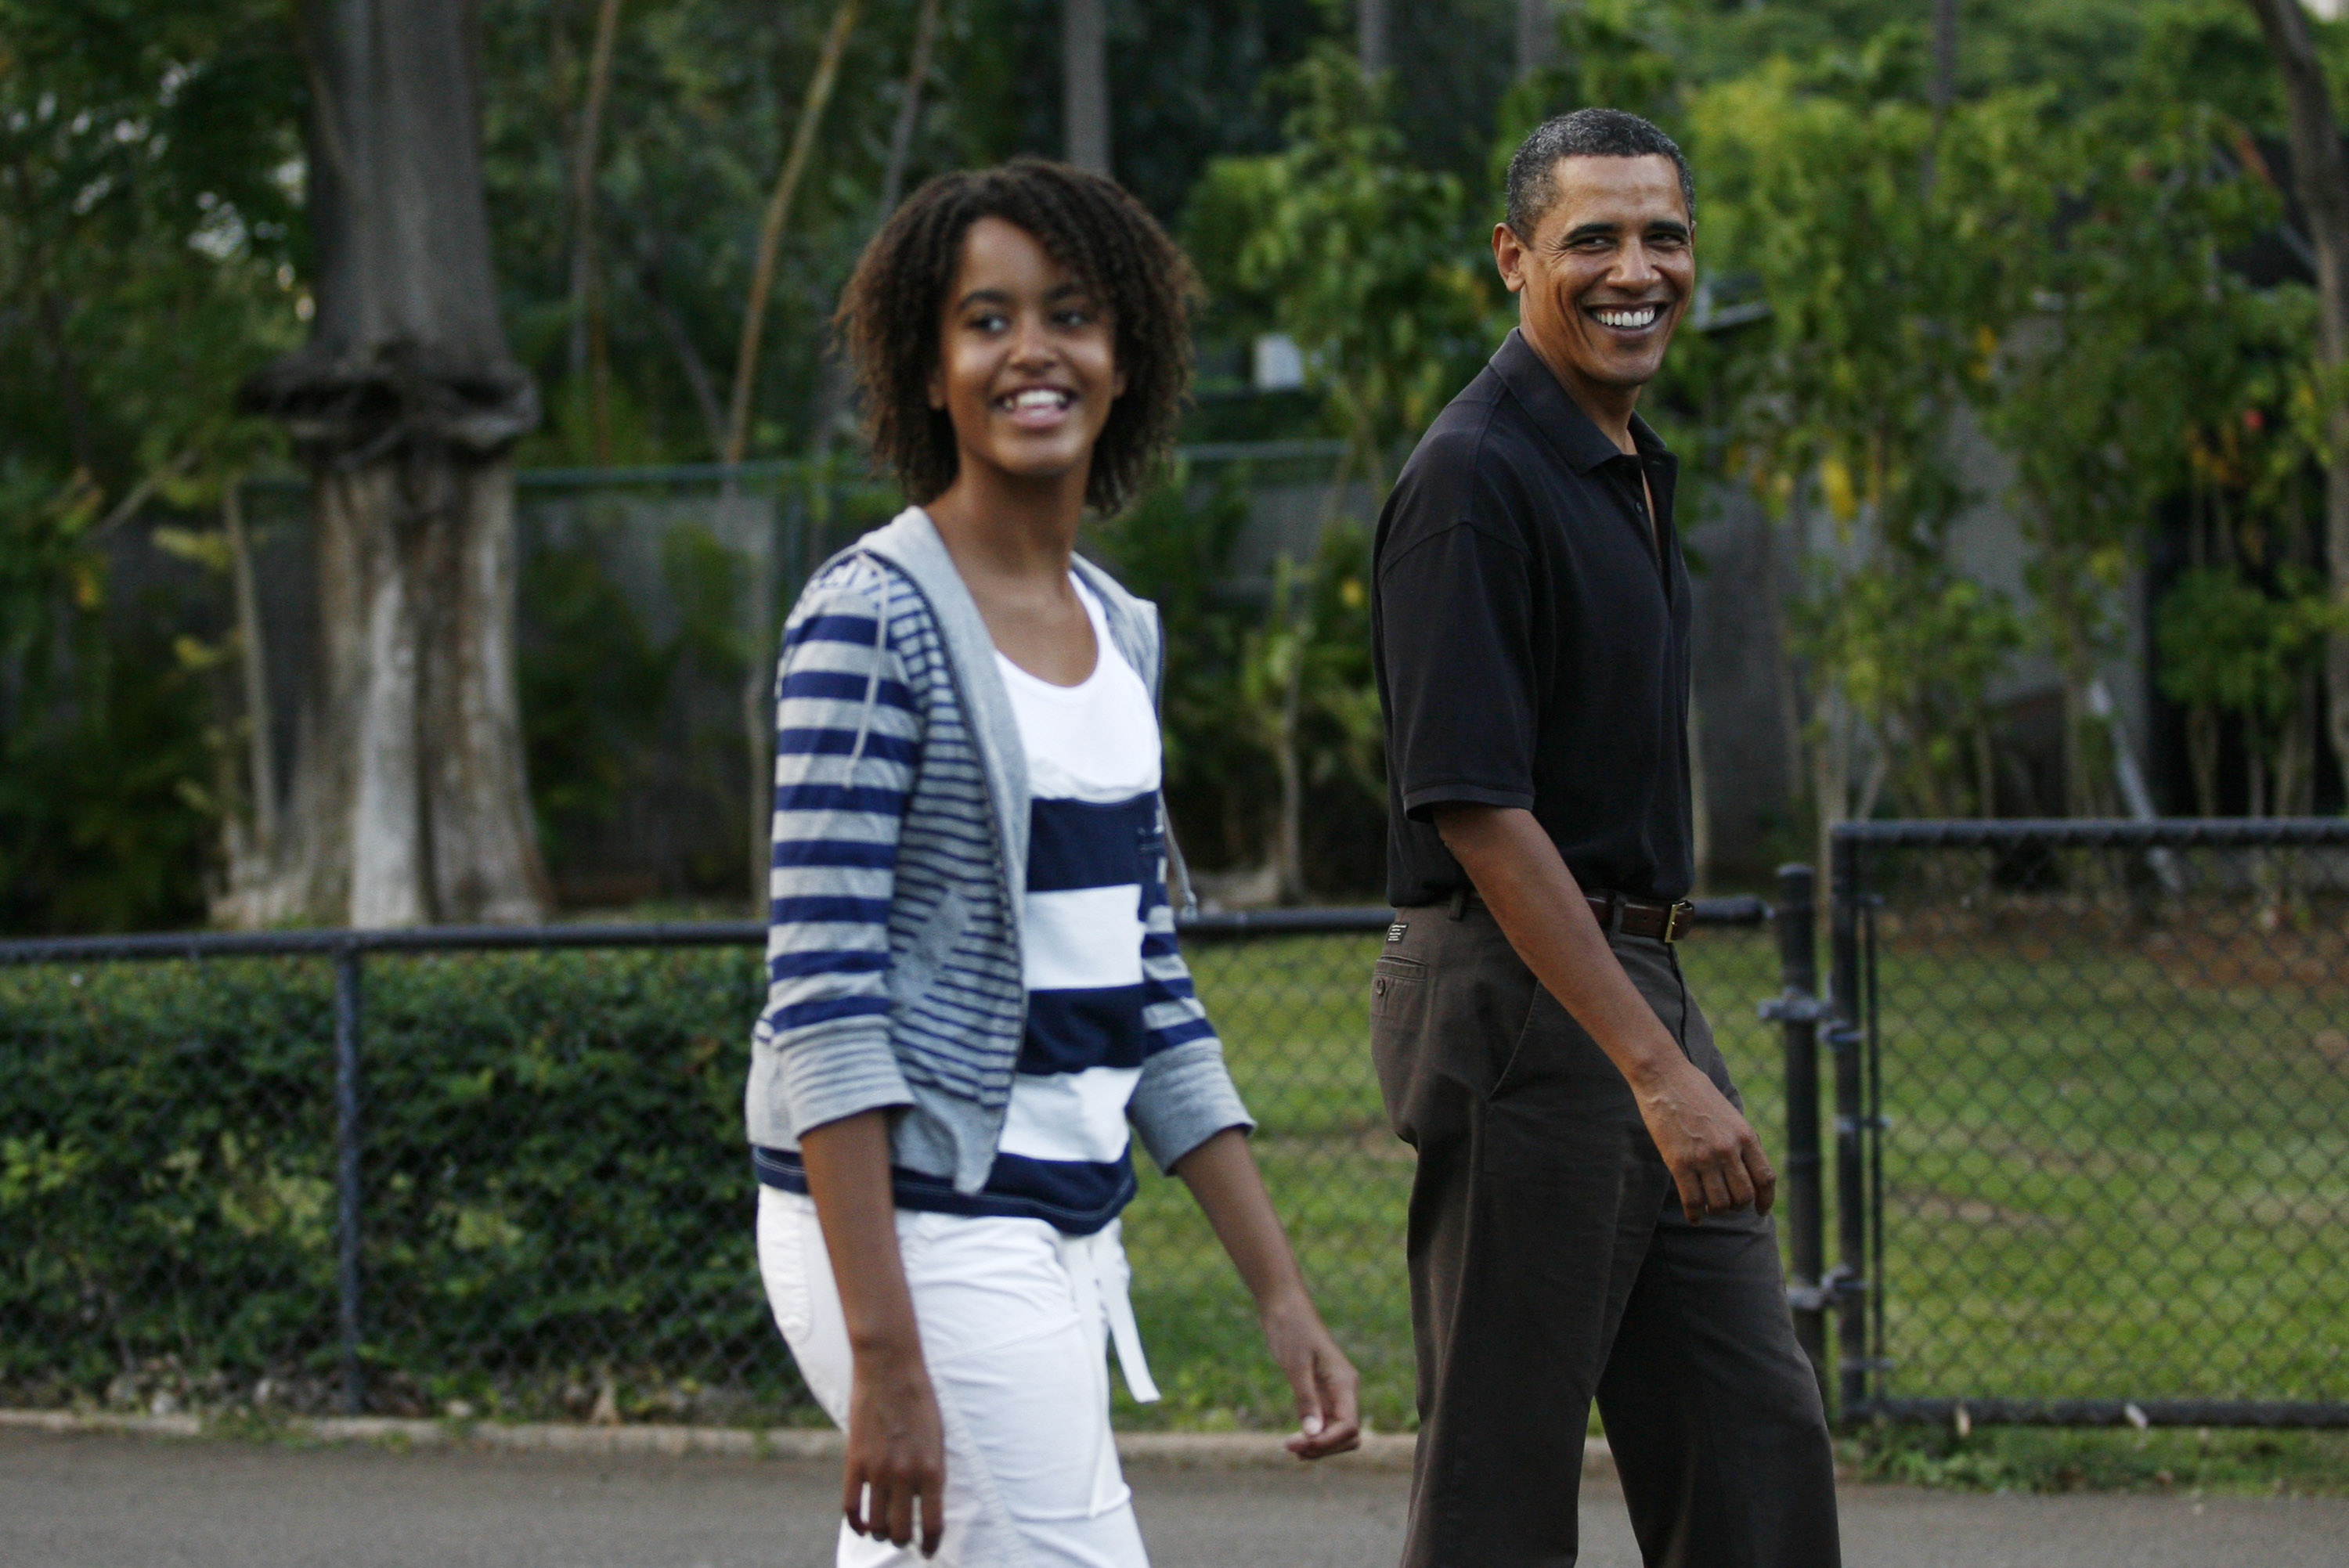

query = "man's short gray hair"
[{"left": 1505, "top": 108, "right": 1694, "bottom": 238}]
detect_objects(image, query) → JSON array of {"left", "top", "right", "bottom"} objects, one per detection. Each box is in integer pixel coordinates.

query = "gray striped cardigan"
[{"left": 744, "top": 507, "right": 1251, "bottom": 1195}]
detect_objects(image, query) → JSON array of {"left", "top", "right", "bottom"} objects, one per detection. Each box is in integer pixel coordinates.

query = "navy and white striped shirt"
[{"left": 972, "top": 578, "right": 1164, "bottom": 1231}]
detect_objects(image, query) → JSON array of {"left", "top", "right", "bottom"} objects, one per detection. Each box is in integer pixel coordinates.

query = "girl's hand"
[
  {"left": 803, "top": 1112, "right": 946, "bottom": 1554},
  {"left": 843, "top": 1342, "right": 947, "bottom": 1553},
  {"left": 1261, "top": 1294, "right": 1362, "bottom": 1458}
]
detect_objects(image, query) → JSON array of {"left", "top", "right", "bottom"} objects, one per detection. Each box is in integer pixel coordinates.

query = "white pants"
[{"left": 756, "top": 1187, "right": 1153, "bottom": 1568}]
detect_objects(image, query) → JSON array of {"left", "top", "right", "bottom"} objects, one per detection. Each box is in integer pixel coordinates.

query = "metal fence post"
[
  {"left": 333, "top": 943, "right": 365, "bottom": 1416},
  {"left": 1825, "top": 831, "right": 1871, "bottom": 1422},
  {"left": 1766, "top": 863, "right": 1829, "bottom": 1411}
]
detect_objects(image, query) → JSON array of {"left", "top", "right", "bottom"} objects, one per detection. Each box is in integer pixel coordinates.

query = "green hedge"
[
  {"left": 0, "top": 947, "right": 800, "bottom": 1421},
  {"left": 2, "top": 929, "right": 1783, "bottom": 1433}
]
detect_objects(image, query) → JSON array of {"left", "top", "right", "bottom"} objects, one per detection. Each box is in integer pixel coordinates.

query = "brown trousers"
[{"left": 1371, "top": 901, "right": 1840, "bottom": 1568}]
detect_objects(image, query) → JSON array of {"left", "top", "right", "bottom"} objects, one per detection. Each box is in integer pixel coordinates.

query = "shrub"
[{"left": 0, "top": 946, "right": 807, "bottom": 1422}]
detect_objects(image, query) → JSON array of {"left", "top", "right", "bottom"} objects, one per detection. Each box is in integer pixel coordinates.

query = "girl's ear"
[{"left": 927, "top": 358, "right": 947, "bottom": 410}]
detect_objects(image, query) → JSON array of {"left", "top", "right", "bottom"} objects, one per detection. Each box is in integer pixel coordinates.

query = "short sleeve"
[{"left": 1377, "top": 516, "right": 1540, "bottom": 822}]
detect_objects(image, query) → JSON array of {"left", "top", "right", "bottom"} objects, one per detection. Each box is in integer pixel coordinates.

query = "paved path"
[{"left": 8, "top": 1429, "right": 2347, "bottom": 1567}]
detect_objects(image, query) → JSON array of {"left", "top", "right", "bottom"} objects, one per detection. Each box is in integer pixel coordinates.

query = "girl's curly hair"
[{"left": 837, "top": 157, "right": 1196, "bottom": 515}]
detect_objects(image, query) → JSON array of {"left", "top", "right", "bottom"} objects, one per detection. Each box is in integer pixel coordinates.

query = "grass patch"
[{"left": 1844, "top": 1422, "right": 2349, "bottom": 1495}]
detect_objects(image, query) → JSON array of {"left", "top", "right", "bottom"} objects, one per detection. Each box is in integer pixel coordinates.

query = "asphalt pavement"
[{"left": 8, "top": 1427, "right": 2347, "bottom": 1568}]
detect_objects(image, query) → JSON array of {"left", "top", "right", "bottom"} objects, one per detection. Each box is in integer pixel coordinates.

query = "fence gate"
[{"left": 1818, "top": 819, "right": 2349, "bottom": 1428}]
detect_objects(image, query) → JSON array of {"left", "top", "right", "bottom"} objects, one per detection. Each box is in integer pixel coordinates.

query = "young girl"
[{"left": 747, "top": 158, "right": 1360, "bottom": 1566}]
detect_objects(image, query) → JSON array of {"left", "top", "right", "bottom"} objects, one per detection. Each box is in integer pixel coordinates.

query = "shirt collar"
[{"left": 1490, "top": 328, "right": 1673, "bottom": 475}]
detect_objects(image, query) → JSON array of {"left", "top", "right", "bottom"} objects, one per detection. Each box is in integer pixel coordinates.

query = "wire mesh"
[{"left": 1843, "top": 828, "right": 2349, "bottom": 1420}]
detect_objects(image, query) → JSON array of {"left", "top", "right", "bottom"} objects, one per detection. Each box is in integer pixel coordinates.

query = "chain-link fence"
[
  {"left": 1824, "top": 819, "right": 2349, "bottom": 1428},
  {"left": 25, "top": 827, "right": 2341, "bottom": 1438},
  {"left": 0, "top": 903, "right": 1773, "bottom": 1433}
]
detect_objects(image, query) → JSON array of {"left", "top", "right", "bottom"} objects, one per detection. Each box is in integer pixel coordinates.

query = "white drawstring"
[{"left": 1056, "top": 1221, "right": 1160, "bottom": 1403}]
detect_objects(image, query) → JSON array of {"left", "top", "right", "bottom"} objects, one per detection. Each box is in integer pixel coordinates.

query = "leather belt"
[
  {"left": 1583, "top": 891, "right": 1697, "bottom": 943},
  {"left": 1452, "top": 886, "right": 1696, "bottom": 942}
]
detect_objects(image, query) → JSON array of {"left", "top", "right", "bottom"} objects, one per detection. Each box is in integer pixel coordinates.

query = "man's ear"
[{"left": 1492, "top": 222, "right": 1529, "bottom": 295}]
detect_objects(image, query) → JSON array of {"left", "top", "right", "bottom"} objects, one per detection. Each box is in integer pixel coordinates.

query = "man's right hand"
[
  {"left": 1434, "top": 805, "right": 1782, "bottom": 1227},
  {"left": 843, "top": 1343, "right": 947, "bottom": 1554},
  {"left": 1633, "top": 1057, "right": 1776, "bottom": 1224}
]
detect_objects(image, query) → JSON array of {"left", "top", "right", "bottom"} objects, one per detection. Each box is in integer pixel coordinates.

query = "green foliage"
[
  {"left": 0, "top": 0, "right": 303, "bottom": 932},
  {"left": 1792, "top": 568, "right": 2023, "bottom": 820},
  {"left": 1187, "top": 45, "right": 1492, "bottom": 484},
  {"left": 2158, "top": 564, "right": 2345, "bottom": 738},
  {"left": 1690, "top": 50, "right": 2040, "bottom": 535},
  {"left": 1492, "top": 0, "right": 1684, "bottom": 171},
  {"left": 1683, "top": 39, "right": 2051, "bottom": 823},
  {"left": 1980, "top": 87, "right": 2289, "bottom": 783},
  {"left": 0, "top": 949, "right": 796, "bottom": 1418},
  {"left": 1091, "top": 465, "right": 1254, "bottom": 806},
  {"left": 518, "top": 543, "right": 677, "bottom": 867},
  {"left": 1092, "top": 465, "right": 1382, "bottom": 894},
  {"left": 0, "top": 472, "right": 216, "bottom": 933}
]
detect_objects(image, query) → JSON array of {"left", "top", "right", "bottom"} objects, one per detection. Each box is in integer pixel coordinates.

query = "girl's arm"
[
  {"left": 801, "top": 1111, "right": 947, "bottom": 1555},
  {"left": 1171, "top": 1127, "right": 1362, "bottom": 1458}
]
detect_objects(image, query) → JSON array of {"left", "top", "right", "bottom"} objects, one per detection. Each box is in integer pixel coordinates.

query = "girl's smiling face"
[{"left": 929, "top": 216, "right": 1125, "bottom": 493}]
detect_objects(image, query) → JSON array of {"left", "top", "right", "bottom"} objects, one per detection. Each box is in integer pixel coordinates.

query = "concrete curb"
[{"left": 0, "top": 1408, "right": 1612, "bottom": 1476}]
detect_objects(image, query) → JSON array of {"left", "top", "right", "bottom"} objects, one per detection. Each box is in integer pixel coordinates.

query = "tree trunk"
[
  {"left": 1514, "top": 0, "right": 1553, "bottom": 81},
  {"left": 883, "top": 0, "right": 944, "bottom": 215},
  {"left": 1063, "top": 0, "right": 1110, "bottom": 174},
  {"left": 240, "top": 0, "right": 546, "bottom": 928},
  {"left": 565, "top": 0, "right": 626, "bottom": 463},
  {"left": 722, "top": 0, "right": 862, "bottom": 467},
  {"left": 2247, "top": 0, "right": 2349, "bottom": 804},
  {"left": 1276, "top": 620, "right": 1307, "bottom": 904},
  {"left": 1932, "top": 0, "right": 1958, "bottom": 114},
  {"left": 1359, "top": 0, "right": 1391, "bottom": 78},
  {"left": 809, "top": 0, "right": 945, "bottom": 459}
]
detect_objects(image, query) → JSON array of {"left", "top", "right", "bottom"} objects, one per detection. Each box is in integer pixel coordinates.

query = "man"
[{"left": 1369, "top": 109, "right": 1841, "bottom": 1567}]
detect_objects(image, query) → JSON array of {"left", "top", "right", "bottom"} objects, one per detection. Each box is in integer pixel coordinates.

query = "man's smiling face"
[{"left": 1495, "top": 153, "right": 1693, "bottom": 403}]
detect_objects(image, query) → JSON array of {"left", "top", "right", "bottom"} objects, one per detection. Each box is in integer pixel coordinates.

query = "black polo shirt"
[{"left": 1373, "top": 328, "right": 1694, "bottom": 908}]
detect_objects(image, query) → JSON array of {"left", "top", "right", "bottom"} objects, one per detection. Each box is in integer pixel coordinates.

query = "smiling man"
[{"left": 1369, "top": 111, "right": 1841, "bottom": 1567}]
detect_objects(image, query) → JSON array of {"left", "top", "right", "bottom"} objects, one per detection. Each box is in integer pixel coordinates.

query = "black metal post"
[
  {"left": 1768, "top": 864, "right": 1828, "bottom": 1411},
  {"left": 333, "top": 945, "right": 365, "bottom": 1416},
  {"left": 1826, "top": 831, "right": 1871, "bottom": 1421}
]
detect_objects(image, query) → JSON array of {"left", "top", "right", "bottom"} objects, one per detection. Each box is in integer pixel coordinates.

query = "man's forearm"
[
  {"left": 1432, "top": 802, "right": 1774, "bottom": 1220},
  {"left": 1433, "top": 804, "right": 1684, "bottom": 1091}
]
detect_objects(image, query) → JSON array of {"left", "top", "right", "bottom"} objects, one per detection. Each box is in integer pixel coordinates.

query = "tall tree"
[
  {"left": 2243, "top": 0, "right": 2349, "bottom": 801},
  {"left": 240, "top": 0, "right": 547, "bottom": 928},
  {"left": 565, "top": 0, "right": 626, "bottom": 464},
  {"left": 1063, "top": 0, "right": 1110, "bottom": 172},
  {"left": 1359, "top": 0, "right": 1390, "bottom": 77},
  {"left": 721, "top": 0, "right": 862, "bottom": 467},
  {"left": 1515, "top": 0, "right": 1553, "bottom": 81}
]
